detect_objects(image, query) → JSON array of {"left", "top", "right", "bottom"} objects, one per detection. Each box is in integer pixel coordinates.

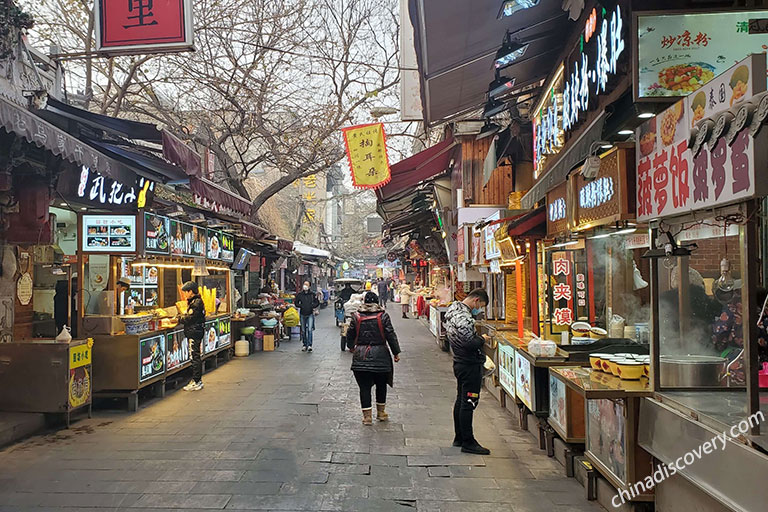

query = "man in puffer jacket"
[
  {"left": 345, "top": 292, "right": 402, "bottom": 425},
  {"left": 444, "top": 288, "right": 490, "bottom": 454}
]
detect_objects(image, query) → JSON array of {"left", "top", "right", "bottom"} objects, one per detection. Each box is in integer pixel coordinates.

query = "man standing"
[
  {"left": 179, "top": 281, "right": 206, "bottom": 391},
  {"left": 377, "top": 278, "right": 389, "bottom": 308},
  {"left": 295, "top": 281, "right": 320, "bottom": 352},
  {"left": 444, "top": 288, "right": 490, "bottom": 454}
]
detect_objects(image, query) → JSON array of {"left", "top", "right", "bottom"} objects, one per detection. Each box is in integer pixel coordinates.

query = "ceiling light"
[
  {"left": 59, "top": 203, "right": 67, "bottom": 207},
  {"left": 483, "top": 99, "right": 507, "bottom": 118},
  {"left": 80, "top": 207, "right": 87, "bottom": 210},
  {"left": 494, "top": 40, "right": 528, "bottom": 70},
  {"left": 638, "top": 112, "right": 655, "bottom": 119},
  {"left": 618, "top": 129, "right": 634, "bottom": 135},
  {"left": 588, "top": 232, "right": 613, "bottom": 240},
  {"left": 488, "top": 76, "right": 516, "bottom": 98},
  {"left": 600, "top": 143, "right": 613, "bottom": 149},
  {"left": 551, "top": 240, "right": 579, "bottom": 248},
  {"left": 476, "top": 122, "right": 501, "bottom": 140},
  {"left": 498, "top": 0, "right": 540, "bottom": 18},
  {"left": 613, "top": 228, "right": 637, "bottom": 236}
]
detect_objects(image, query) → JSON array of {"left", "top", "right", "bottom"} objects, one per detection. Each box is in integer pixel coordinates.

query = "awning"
[
  {"left": 521, "top": 112, "right": 606, "bottom": 209},
  {"left": 376, "top": 137, "right": 457, "bottom": 202},
  {"left": 494, "top": 206, "right": 546, "bottom": 239},
  {"left": 0, "top": 96, "right": 137, "bottom": 184},
  {"left": 408, "top": 0, "right": 571, "bottom": 126},
  {"left": 44, "top": 96, "right": 202, "bottom": 177},
  {"left": 87, "top": 140, "right": 188, "bottom": 183},
  {"left": 293, "top": 241, "right": 331, "bottom": 259},
  {"left": 190, "top": 177, "right": 253, "bottom": 217}
]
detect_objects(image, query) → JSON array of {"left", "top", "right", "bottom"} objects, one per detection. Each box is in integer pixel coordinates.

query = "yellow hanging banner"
[{"left": 341, "top": 123, "right": 391, "bottom": 189}]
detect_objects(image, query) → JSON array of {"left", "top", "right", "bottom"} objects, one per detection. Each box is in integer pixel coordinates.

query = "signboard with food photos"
[
  {"left": 221, "top": 233, "right": 234, "bottom": 263},
  {"left": 82, "top": 215, "right": 137, "bottom": 253},
  {"left": 207, "top": 229, "right": 222, "bottom": 260},
  {"left": 144, "top": 213, "right": 170, "bottom": 255},
  {"left": 635, "top": 54, "right": 768, "bottom": 221},
  {"left": 635, "top": 10, "right": 768, "bottom": 99},
  {"left": 170, "top": 220, "right": 206, "bottom": 258},
  {"left": 139, "top": 334, "right": 165, "bottom": 383}
]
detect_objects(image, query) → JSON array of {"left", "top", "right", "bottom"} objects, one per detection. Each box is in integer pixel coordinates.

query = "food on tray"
[
  {"left": 87, "top": 226, "right": 108, "bottom": 235},
  {"left": 147, "top": 267, "right": 158, "bottom": 281},
  {"left": 111, "top": 226, "right": 129, "bottom": 236},
  {"left": 110, "top": 237, "right": 130, "bottom": 247},
  {"left": 660, "top": 107, "right": 679, "bottom": 146},
  {"left": 639, "top": 118, "right": 656, "bottom": 157},
  {"left": 658, "top": 63, "right": 714, "bottom": 94},
  {"left": 87, "top": 237, "right": 108, "bottom": 247},
  {"left": 691, "top": 91, "right": 706, "bottom": 127},
  {"left": 730, "top": 65, "right": 749, "bottom": 106}
]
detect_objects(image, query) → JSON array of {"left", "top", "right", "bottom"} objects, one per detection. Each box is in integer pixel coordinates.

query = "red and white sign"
[
  {"left": 95, "top": 0, "right": 194, "bottom": 55},
  {"left": 636, "top": 55, "right": 767, "bottom": 221},
  {"left": 552, "top": 257, "right": 574, "bottom": 326}
]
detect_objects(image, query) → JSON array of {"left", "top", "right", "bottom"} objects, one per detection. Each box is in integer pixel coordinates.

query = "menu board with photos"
[
  {"left": 221, "top": 233, "right": 234, "bottom": 262},
  {"left": 82, "top": 215, "right": 137, "bottom": 252},
  {"left": 217, "top": 317, "right": 232, "bottom": 348},
  {"left": 207, "top": 229, "right": 222, "bottom": 260},
  {"left": 166, "top": 330, "right": 190, "bottom": 371},
  {"left": 170, "top": 220, "right": 206, "bottom": 258},
  {"left": 144, "top": 213, "right": 170, "bottom": 255},
  {"left": 203, "top": 320, "right": 219, "bottom": 354},
  {"left": 139, "top": 334, "right": 165, "bottom": 383}
]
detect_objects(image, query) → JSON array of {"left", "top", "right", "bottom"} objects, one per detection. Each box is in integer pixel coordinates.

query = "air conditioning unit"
[{"left": 454, "top": 121, "right": 486, "bottom": 136}]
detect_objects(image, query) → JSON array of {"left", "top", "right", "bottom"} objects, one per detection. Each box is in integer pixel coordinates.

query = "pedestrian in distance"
[
  {"left": 377, "top": 278, "right": 389, "bottom": 308},
  {"left": 444, "top": 288, "right": 491, "bottom": 454},
  {"left": 345, "top": 292, "right": 401, "bottom": 425},
  {"left": 295, "top": 281, "right": 320, "bottom": 352},
  {"left": 179, "top": 281, "right": 206, "bottom": 391},
  {"left": 398, "top": 281, "right": 415, "bottom": 319}
]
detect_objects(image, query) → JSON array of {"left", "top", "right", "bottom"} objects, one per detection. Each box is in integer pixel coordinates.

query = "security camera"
[{"left": 580, "top": 155, "right": 601, "bottom": 180}]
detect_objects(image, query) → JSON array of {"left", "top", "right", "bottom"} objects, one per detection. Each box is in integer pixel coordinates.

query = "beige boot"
[
  {"left": 376, "top": 403, "right": 389, "bottom": 422},
  {"left": 362, "top": 408, "right": 373, "bottom": 425}
]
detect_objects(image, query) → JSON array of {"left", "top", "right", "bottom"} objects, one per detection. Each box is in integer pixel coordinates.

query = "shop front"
[{"left": 635, "top": 54, "right": 768, "bottom": 511}]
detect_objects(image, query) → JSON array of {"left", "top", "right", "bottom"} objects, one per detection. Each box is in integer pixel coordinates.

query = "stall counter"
[
  {"left": 93, "top": 313, "right": 232, "bottom": 393},
  {"left": 551, "top": 366, "right": 653, "bottom": 502}
]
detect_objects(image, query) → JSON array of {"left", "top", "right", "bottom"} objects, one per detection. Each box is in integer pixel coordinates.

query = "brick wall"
[{"left": 687, "top": 237, "right": 741, "bottom": 280}]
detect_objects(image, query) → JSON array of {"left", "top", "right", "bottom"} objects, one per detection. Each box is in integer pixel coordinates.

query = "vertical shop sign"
[
  {"left": 341, "top": 123, "right": 392, "bottom": 189},
  {"left": 552, "top": 256, "right": 573, "bottom": 326},
  {"left": 95, "top": 0, "right": 194, "bottom": 55},
  {"left": 576, "top": 273, "right": 587, "bottom": 307}
]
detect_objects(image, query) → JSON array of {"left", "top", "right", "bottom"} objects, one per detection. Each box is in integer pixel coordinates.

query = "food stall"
[
  {"left": 635, "top": 55, "right": 768, "bottom": 512},
  {"left": 87, "top": 212, "right": 235, "bottom": 410},
  {"left": 551, "top": 365, "right": 653, "bottom": 503}
]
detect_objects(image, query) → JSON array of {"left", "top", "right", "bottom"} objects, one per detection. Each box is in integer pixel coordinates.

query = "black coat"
[
  {"left": 345, "top": 304, "right": 401, "bottom": 375},
  {"left": 180, "top": 295, "right": 205, "bottom": 340},
  {"left": 295, "top": 290, "right": 320, "bottom": 316}
]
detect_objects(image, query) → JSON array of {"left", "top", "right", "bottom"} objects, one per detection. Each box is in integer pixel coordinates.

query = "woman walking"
[{"left": 345, "top": 292, "right": 401, "bottom": 425}]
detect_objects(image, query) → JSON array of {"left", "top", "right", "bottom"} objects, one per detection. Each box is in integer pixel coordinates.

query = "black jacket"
[
  {"left": 339, "top": 286, "right": 355, "bottom": 302},
  {"left": 345, "top": 303, "right": 401, "bottom": 373},
  {"left": 180, "top": 294, "right": 205, "bottom": 340},
  {"left": 295, "top": 289, "right": 320, "bottom": 316},
  {"left": 445, "top": 301, "right": 485, "bottom": 365}
]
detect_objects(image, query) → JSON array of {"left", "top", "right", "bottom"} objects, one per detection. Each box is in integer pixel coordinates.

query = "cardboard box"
[{"left": 263, "top": 334, "right": 275, "bottom": 351}]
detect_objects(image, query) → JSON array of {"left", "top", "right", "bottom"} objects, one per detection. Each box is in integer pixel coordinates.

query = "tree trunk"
[{"left": 251, "top": 171, "right": 312, "bottom": 214}]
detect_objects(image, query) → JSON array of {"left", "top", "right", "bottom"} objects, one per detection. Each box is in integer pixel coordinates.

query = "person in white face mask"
[{"left": 295, "top": 281, "right": 320, "bottom": 351}]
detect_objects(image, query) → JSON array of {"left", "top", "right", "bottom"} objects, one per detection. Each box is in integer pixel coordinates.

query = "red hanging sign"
[{"left": 95, "top": 0, "right": 194, "bottom": 56}]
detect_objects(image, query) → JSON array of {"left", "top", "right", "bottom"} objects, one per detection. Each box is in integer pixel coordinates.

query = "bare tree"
[{"left": 25, "top": 0, "right": 402, "bottom": 216}]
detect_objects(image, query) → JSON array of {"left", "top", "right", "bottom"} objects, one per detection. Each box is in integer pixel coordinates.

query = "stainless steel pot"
[{"left": 660, "top": 355, "right": 728, "bottom": 387}]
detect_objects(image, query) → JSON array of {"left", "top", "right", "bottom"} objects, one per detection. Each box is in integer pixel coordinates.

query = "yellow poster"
[
  {"left": 342, "top": 123, "right": 391, "bottom": 189},
  {"left": 69, "top": 343, "right": 92, "bottom": 370}
]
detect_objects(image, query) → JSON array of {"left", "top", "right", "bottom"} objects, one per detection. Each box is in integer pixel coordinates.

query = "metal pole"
[
  {"left": 742, "top": 201, "right": 760, "bottom": 435},
  {"left": 650, "top": 227, "right": 661, "bottom": 392}
]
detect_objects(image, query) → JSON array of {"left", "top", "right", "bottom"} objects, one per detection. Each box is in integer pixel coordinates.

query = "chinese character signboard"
[
  {"left": 573, "top": 146, "right": 635, "bottom": 230},
  {"left": 484, "top": 211, "right": 502, "bottom": 260},
  {"left": 636, "top": 55, "right": 768, "bottom": 222},
  {"left": 341, "top": 123, "right": 391, "bottom": 189},
  {"left": 82, "top": 215, "right": 137, "bottom": 253},
  {"left": 635, "top": 10, "right": 768, "bottom": 99},
  {"left": 546, "top": 182, "right": 570, "bottom": 237},
  {"left": 95, "top": 0, "right": 194, "bottom": 56},
  {"left": 532, "top": 3, "right": 627, "bottom": 176},
  {"left": 58, "top": 165, "right": 154, "bottom": 209},
  {"left": 170, "top": 220, "right": 206, "bottom": 258},
  {"left": 550, "top": 253, "right": 574, "bottom": 328}
]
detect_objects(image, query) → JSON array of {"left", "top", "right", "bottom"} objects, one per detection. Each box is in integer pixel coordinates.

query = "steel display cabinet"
[{"left": 0, "top": 339, "right": 93, "bottom": 426}]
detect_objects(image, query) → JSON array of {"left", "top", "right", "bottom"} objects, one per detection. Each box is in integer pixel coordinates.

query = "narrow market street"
[{"left": 0, "top": 309, "right": 600, "bottom": 512}]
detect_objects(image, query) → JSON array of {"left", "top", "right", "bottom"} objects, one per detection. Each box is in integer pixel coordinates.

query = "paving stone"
[{"left": 0, "top": 313, "right": 603, "bottom": 512}]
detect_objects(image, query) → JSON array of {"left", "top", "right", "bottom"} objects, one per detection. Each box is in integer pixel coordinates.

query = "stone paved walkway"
[{"left": 0, "top": 308, "right": 603, "bottom": 511}]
